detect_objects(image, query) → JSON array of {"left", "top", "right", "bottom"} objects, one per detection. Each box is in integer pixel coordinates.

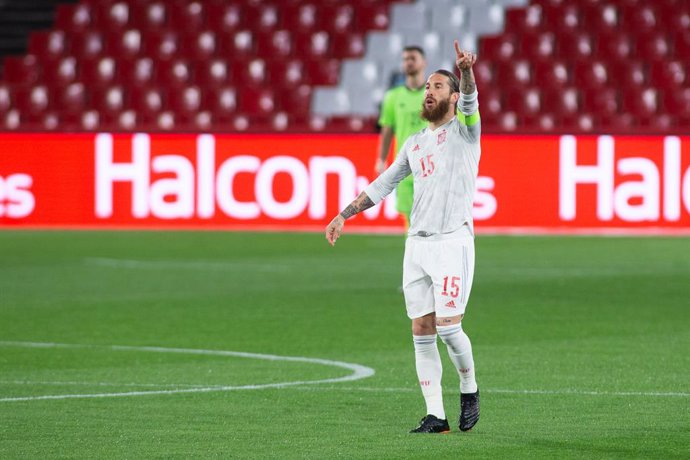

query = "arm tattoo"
[
  {"left": 339, "top": 192, "right": 375, "bottom": 219},
  {"left": 460, "top": 68, "right": 476, "bottom": 95}
]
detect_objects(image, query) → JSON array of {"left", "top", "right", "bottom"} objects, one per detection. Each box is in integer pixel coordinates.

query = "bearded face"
[{"left": 421, "top": 95, "right": 452, "bottom": 123}]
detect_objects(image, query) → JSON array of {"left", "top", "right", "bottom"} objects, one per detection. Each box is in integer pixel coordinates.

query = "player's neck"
[
  {"left": 427, "top": 112, "right": 455, "bottom": 131},
  {"left": 405, "top": 73, "right": 425, "bottom": 90}
]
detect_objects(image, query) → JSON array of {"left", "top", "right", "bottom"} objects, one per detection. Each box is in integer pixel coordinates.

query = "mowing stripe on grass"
[{"left": 0, "top": 341, "right": 375, "bottom": 402}]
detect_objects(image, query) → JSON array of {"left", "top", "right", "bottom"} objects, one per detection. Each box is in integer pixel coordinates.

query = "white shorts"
[{"left": 402, "top": 232, "right": 475, "bottom": 319}]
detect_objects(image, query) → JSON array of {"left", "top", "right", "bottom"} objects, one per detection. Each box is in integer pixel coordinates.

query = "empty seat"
[
  {"left": 169, "top": 85, "right": 204, "bottom": 116},
  {"left": 238, "top": 87, "right": 277, "bottom": 116},
  {"left": 479, "top": 34, "right": 518, "bottom": 61},
  {"left": 143, "top": 31, "right": 179, "bottom": 59},
  {"left": 157, "top": 59, "right": 194, "bottom": 88},
  {"left": 390, "top": 3, "right": 428, "bottom": 35},
  {"left": 520, "top": 32, "right": 556, "bottom": 60},
  {"left": 495, "top": 59, "right": 532, "bottom": 87},
  {"left": 505, "top": 87, "right": 542, "bottom": 115},
  {"left": 54, "top": 3, "right": 94, "bottom": 32},
  {"left": 573, "top": 60, "right": 608, "bottom": 89},
  {"left": 621, "top": 4, "right": 658, "bottom": 33},
  {"left": 69, "top": 31, "right": 105, "bottom": 58},
  {"left": 245, "top": 4, "right": 281, "bottom": 31},
  {"left": 504, "top": 4, "right": 545, "bottom": 33},
  {"left": 544, "top": 4, "right": 582, "bottom": 32},
  {"left": 610, "top": 60, "right": 647, "bottom": 88},
  {"left": 2, "top": 56, "right": 41, "bottom": 84},
  {"left": 365, "top": 32, "right": 404, "bottom": 63},
  {"left": 467, "top": 3, "right": 505, "bottom": 35},
  {"left": 322, "top": 5, "right": 355, "bottom": 33},
  {"left": 582, "top": 87, "right": 620, "bottom": 117},
  {"left": 331, "top": 32, "right": 366, "bottom": 59},
  {"left": 181, "top": 30, "right": 218, "bottom": 59},
  {"left": 28, "top": 31, "right": 67, "bottom": 59},
  {"left": 169, "top": 1, "right": 206, "bottom": 32},
  {"left": 282, "top": 3, "right": 321, "bottom": 32},
  {"left": 673, "top": 31, "right": 690, "bottom": 59},
  {"left": 256, "top": 30, "right": 293, "bottom": 58},
  {"left": 663, "top": 87, "right": 690, "bottom": 115},
  {"left": 601, "top": 113, "right": 636, "bottom": 132},
  {"left": 294, "top": 31, "right": 331, "bottom": 59},
  {"left": 129, "top": 86, "right": 167, "bottom": 117},
  {"left": 130, "top": 1, "right": 168, "bottom": 31},
  {"left": 649, "top": 60, "right": 687, "bottom": 88},
  {"left": 97, "top": 1, "right": 130, "bottom": 31},
  {"left": 276, "top": 84, "right": 312, "bottom": 117},
  {"left": 42, "top": 57, "right": 79, "bottom": 86},
  {"left": 597, "top": 32, "right": 633, "bottom": 62},
  {"left": 206, "top": 86, "right": 237, "bottom": 120},
  {"left": 472, "top": 61, "right": 495, "bottom": 88},
  {"left": 54, "top": 82, "right": 87, "bottom": 114},
  {"left": 533, "top": 60, "right": 570, "bottom": 89},
  {"left": 107, "top": 29, "right": 142, "bottom": 58},
  {"left": 206, "top": 3, "right": 243, "bottom": 33},
  {"left": 635, "top": 32, "right": 672, "bottom": 60},
  {"left": 220, "top": 30, "right": 255, "bottom": 58},
  {"left": 583, "top": 3, "right": 619, "bottom": 32},
  {"left": 623, "top": 87, "right": 661, "bottom": 117},
  {"left": 91, "top": 85, "right": 127, "bottom": 114},
  {"left": 311, "top": 87, "right": 350, "bottom": 116},
  {"left": 195, "top": 59, "right": 231, "bottom": 88},
  {"left": 355, "top": 4, "right": 391, "bottom": 31},
  {"left": 543, "top": 87, "right": 581, "bottom": 116},
  {"left": 14, "top": 84, "right": 51, "bottom": 116},
  {"left": 118, "top": 57, "right": 155, "bottom": 87},
  {"left": 0, "top": 83, "right": 12, "bottom": 114},
  {"left": 269, "top": 59, "right": 306, "bottom": 89},
  {"left": 80, "top": 56, "right": 118, "bottom": 85},
  {"left": 304, "top": 58, "right": 340, "bottom": 86},
  {"left": 232, "top": 58, "right": 268, "bottom": 86},
  {"left": 558, "top": 32, "right": 595, "bottom": 59}
]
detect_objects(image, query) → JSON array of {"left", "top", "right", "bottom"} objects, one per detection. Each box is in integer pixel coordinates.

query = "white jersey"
[{"left": 364, "top": 112, "right": 481, "bottom": 237}]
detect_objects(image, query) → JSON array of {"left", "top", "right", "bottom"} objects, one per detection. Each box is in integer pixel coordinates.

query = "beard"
[{"left": 421, "top": 96, "right": 451, "bottom": 123}]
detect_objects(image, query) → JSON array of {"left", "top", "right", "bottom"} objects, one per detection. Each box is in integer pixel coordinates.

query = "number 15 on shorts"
[{"left": 441, "top": 275, "right": 461, "bottom": 298}]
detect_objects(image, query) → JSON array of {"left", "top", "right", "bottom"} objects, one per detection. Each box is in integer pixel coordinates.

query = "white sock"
[
  {"left": 437, "top": 324, "right": 478, "bottom": 394},
  {"left": 412, "top": 334, "right": 445, "bottom": 419}
]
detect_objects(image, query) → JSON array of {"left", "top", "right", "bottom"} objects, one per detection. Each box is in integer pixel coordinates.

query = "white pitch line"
[{"left": 0, "top": 341, "right": 375, "bottom": 403}]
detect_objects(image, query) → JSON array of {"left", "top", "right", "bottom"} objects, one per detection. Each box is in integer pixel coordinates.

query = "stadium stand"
[{"left": 0, "top": 0, "right": 688, "bottom": 134}]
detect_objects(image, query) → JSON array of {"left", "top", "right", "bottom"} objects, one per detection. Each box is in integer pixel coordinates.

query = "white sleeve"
[{"left": 364, "top": 139, "right": 413, "bottom": 204}]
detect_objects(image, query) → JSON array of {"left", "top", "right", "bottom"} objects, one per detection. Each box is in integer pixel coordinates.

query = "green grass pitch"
[{"left": 0, "top": 231, "right": 688, "bottom": 459}]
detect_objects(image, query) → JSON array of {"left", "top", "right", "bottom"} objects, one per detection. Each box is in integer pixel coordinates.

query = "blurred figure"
[{"left": 375, "top": 46, "right": 427, "bottom": 229}]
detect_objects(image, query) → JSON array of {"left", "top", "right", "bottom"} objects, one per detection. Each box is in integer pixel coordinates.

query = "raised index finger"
[{"left": 454, "top": 39, "right": 463, "bottom": 57}]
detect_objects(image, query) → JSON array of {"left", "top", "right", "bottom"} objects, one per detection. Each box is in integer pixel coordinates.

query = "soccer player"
[
  {"left": 375, "top": 46, "right": 428, "bottom": 228},
  {"left": 326, "top": 40, "right": 481, "bottom": 434}
]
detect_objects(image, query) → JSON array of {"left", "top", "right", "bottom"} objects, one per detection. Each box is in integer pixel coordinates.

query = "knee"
[
  {"left": 412, "top": 313, "right": 436, "bottom": 336},
  {"left": 437, "top": 323, "right": 464, "bottom": 347}
]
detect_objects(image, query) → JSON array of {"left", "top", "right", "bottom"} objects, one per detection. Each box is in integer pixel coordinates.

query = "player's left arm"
[{"left": 454, "top": 40, "right": 481, "bottom": 144}]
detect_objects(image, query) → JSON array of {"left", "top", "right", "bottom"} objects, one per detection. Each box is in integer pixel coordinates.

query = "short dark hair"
[
  {"left": 433, "top": 69, "right": 460, "bottom": 93},
  {"left": 403, "top": 46, "right": 425, "bottom": 57}
]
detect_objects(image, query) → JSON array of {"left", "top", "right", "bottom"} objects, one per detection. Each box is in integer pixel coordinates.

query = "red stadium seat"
[
  {"left": 597, "top": 32, "right": 634, "bottom": 62},
  {"left": 238, "top": 87, "right": 277, "bottom": 116},
  {"left": 256, "top": 30, "right": 294, "bottom": 58},
  {"left": 269, "top": 59, "right": 307, "bottom": 89},
  {"left": 601, "top": 113, "right": 636, "bottom": 132},
  {"left": 635, "top": 32, "right": 672, "bottom": 61},
  {"left": 2, "top": 56, "right": 41, "bottom": 84},
  {"left": 321, "top": 5, "right": 355, "bottom": 33},
  {"left": 610, "top": 60, "right": 647, "bottom": 88},
  {"left": 533, "top": 60, "right": 570, "bottom": 89},
  {"left": 480, "top": 34, "right": 518, "bottom": 61},
  {"left": 305, "top": 58, "right": 340, "bottom": 86},
  {"left": 157, "top": 59, "right": 194, "bottom": 88},
  {"left": 562, "top": 112, "right": 597, "bottom": 133},
  {"left": 477, "top": 88, "right": 503, "bottom": 120},
  {"left": 14, "top": 84, "right": 51, "bottom": 116},
  {"left": 169, "top": 1, "right": 206, "bottom": 33},
  {"left": 621, "top": 4, "right": 658, "bottom": 33},
  {"left": 582, "top": 87, "right": 620, "bottom": 117},
  {"left": 495, "top": 60, "right": 532, "bottom": 88},
  {"left": 80, "top": 56, "right": 118, "bottom": 86},
  {"left": 543, "top": 87, "right": 581, "bottom": 116},
  {"left": 169, "top": 85, "right": 204, "bottom": 117},
  {"left": 69, "top": 31, "right": 105, "bottom": 59},
  {"left": 504, "top": 4, "right": 546, "bottom": 34},
  {"left": 544, "top": 4, "right": 582, "bottom": 32},
  {"left": 583, "top": 3, "right": 619, "bottom": 32},
  {"left": 244, "top": 4, "right": 281, "bottom": 32},
  {"left": 355, "top": 4, "right": 390, "bottom": 31},
  {"left": 130, "top": 1, "right": 168, "bottom": 31},
  {"left": 282, "top": 3, "right": 321, "bottom": 33},
  {"left": 142, "top": 31, "right": 179, "bottom": 60},
  {"left": 673, "top": 31, "right": 690, "bottom": 59},
  {"left": 220, "top": 30, "right": 255, "bottom": 58},
  {"left": 557, "top": 32, "right": 594, "bottom": 59},
  {"left": 129, "top": 86, "right": 167, "bottom": 118},
  {"left": 276, "top": 84, "right": 312, "bottom": 117},
  {"left": 472, "top": 61, "right": 495, "bottom": 88},
  {"left": 54, "top": 82, "right": 87, "bottom": 114},
  {"left": 497, "top": 111, "right": 519, "bottom": 132},
  {"left": 28, "top": 31, "right": 67, "bottom": 60},
  {"left": 0, "top": 83, "right": 12, "bottom": 114},
  {"left": 663, "top": 87, "right": 690, "bottom": 115},
  {"left": 180, "top": 31, "right": 218, "bottom": 59},
  {"left": 91, "top": 85, "right": 127, "bottom": 114},
  {"left": 206, "top": 3, "right": 243, "bottom": 33},
  {"left": 520, "top": 32, "right": 556, "bottom": 60},
  {"left": 573, "top": 60, "right": 609, "bottom": 90},
  {"left": 294, "top": 31, "right": 331, "bottom": 59},
  {"left": 42, "top": 57, "right": 79, "bottom": 86},
  {"left": 622, "top": 87, "right": 661, "bottom": 117},
  {"left": 118, "top": 57, "right": 155, "bottom": 87},
  {"left": 97, "top": 1, "right": 131, "bottom": 32},
  {"left": 232, "top": 58, "right": 268, "bottom": 86},
  {"left": 206, "top": 86, "right": 237, "bottom": 121},
  {"left": 331, "top": 32, "right": 366, "bottom": 59},
  {"left": 649, "top": 60, "right": 687, "bottom": 88},
  {"left": 54, "top": 3, "right": 94, "bottom": 32},
  {"left": 505, "top": 87, "right": 542, "bottom": 115},
  {"left": 195, "top": 59, "right": 232, "bottom": 88},
  {"left": 106, "top": 29, "right": 142, "bottom": 58}
]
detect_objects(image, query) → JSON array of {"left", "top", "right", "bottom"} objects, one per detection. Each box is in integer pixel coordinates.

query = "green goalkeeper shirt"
[{"left": 378, "top": 84, "right": 427, "bottom": 155}]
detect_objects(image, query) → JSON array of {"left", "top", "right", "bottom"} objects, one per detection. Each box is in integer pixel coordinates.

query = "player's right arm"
[
  {"left": 326, "top": 141, "right": 412, "bottom": 246},
  {"left": 454, "top": 40, "right": 481, "bottom": 144}
]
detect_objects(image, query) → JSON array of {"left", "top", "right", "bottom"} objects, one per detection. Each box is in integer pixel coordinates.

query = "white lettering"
[
  {"left": 197, "top": 134, "right": 216, "bottom": 218},
  {"left": 149, "top": 155, "right": 194, "bottom": 219},
  {"left": 473, "top": 176, "right": 497, "bottom": 220},
  {"left": 216, "top": 155, "right": 260, "bottom": 219},
  {"left": 0, "top": 173, "right": 35, "bottom": 218},
  {"left": 256, "top": 156, "right": 309, "bottom": 219},
  {"left": 614, "top": 157, "right": 659, "bottom": 222},
  {"left": 559, "top": 135, "right": 614, "bottom": 221},
  {"left": 95, "top": 133, "right": 150, "bottom": 218},
  {"left": 308, "top": 157, "right": 356, "bottom": 219},
  {"left": 663, "top": 136, "right": 681, "bottom": 221}
]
